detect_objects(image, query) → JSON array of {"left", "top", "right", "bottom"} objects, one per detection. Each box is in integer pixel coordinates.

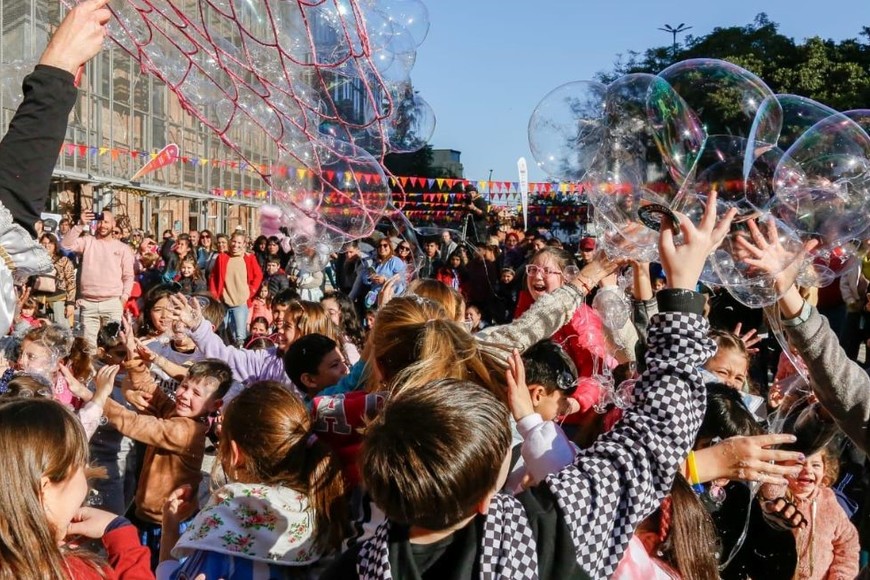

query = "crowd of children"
[
  {"left": 3, "top": 186, "right": 868, "bottom": 580},
  {"left": 0, "top": 5, "right": 867, "bottom": 579}
]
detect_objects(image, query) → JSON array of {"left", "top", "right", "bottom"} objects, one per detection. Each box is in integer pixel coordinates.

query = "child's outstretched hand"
[
  {"left": 93, "top": 364, "right": 119, "bottom": 407},
  {"left": 124, "top": 388, "right": 155, "bottom": 414},
  {"left": 658, "top": 191, "right": 737, "bottom": 290},
  {"left": 506, "top": 349, "right": 535, "bottom": 422},
  {"left": 733, "top": 322, "right": 762, "bottom": 355},
  {"left": 701, "top": 433, "right": 804, "bottom": 485},
  {"left": 162, "top": 484, "right": 197, "bottom": 527},
  {"left": 734, "top": 218, "right": 819, "bottom": 296},
  {"left": 59, "top": 363, "right": 92, "bottom": 402},
  {"left": 134, "top": 339, "right": 157, "bottom": 364},
  {"left": 170, "top": 293, "right": 203, "bottom": 330}
]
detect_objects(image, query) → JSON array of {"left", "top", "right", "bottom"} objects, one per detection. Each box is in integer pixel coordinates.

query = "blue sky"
[{"left": 410, "top": 0, "right": 869, "bottom": 183}]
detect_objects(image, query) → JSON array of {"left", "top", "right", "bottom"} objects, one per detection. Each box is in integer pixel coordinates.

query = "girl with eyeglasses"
[{"left": 515, "top": 247, "right": 613, "bottom": 418}]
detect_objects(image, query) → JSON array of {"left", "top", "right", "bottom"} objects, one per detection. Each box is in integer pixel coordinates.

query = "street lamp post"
[{"left": 658, "top": 23, "right": 692, "bottom": 61}]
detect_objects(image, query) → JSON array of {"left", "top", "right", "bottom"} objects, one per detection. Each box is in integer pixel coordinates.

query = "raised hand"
[
  {"left": 39, "top": 0, "right": 111, "bottom": 76},
  {"left": 734, "top": 218, "right": 819, "bottom": 296},
  {"left": 658, "top": 191, "right": 737, "bottom": 290},
  {"left": 169, "top": 293, "right": 203, "bottom": 330},
  {"left": 93, "top": 364, "right": 120, "bottom": 406},
  {"left": 733, "top": 322, "right": 762, "bottom": 355},
  {"left": 58, "top": 363, "right": 92, "bottom": 402},
  {"left": 696, "top": 433, "right": 804, "bottom": 485},
  {"left": 506, "top": 349, "right": 535, "bottom": 422}
]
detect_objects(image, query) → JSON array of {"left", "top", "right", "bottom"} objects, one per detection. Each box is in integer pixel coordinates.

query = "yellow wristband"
[{"left": 687, "top": 450, "right": 703, "bottom": 490}]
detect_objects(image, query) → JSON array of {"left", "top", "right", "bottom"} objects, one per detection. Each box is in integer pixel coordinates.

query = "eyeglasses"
[
  {"left": 378, "top": 243, "right": 391, "bottom": 248},
  {"left": 112, "top": 230, "right": 121, "bottom": 236},
  {"left": 397, "top": 246, "right": 411, "bottom": 252},
  {"left": 201, "top": 234, "right": 211, "bottom": 239},
  {"left": 525, "top": 264, "right": 563, "bottom": 277}
]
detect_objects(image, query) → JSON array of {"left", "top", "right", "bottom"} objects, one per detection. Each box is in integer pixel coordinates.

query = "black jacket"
[{"left": 0, "top": 65, "right": 77, "bottom": 235}]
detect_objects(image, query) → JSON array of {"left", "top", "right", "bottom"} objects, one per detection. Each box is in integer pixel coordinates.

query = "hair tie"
[{"left": 306, "top": 433, "right": 318, "bottom": 448}]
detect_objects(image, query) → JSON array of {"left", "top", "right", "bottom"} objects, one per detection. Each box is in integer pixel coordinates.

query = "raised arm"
[
  {"left": 0, "top": 0, "right": 109, "bottom": 235},
  {"left": 544, "top": 193, "right": 735, "bottom": 578},
  {"left": 477, "top": 256, "right": 617, "bottom": 363},
  {"left": 736, "top": 218, "right": 870, "bottom": 454},
  {"left": 170, "top": 294, "right": 270, "bottom": 383},
  {"left": 102, "top": 398, "right": 206, "bottom": 454}
]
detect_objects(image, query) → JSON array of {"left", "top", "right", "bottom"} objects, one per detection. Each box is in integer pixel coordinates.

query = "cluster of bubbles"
[
  {"left": 57, "top": 0, "right": 435, "bottom": 269},
  {"left": 529, "top": 58, "right": 870, "bottom": 309}
]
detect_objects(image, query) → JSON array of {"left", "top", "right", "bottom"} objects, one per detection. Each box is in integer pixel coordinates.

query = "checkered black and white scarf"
[{"left": 357, "top": 493, "right": 539, "bottom": 580}]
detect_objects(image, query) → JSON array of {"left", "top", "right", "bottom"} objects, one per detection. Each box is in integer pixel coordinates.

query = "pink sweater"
[
  {"left": 762, "top": 484, "right": 859, "bottom": 579},
  {"left": 61, "top": 226, "right": 135, "bottom": 302},
  {"left": 792, "top": 487, "right": 859, "bottom": 580}
]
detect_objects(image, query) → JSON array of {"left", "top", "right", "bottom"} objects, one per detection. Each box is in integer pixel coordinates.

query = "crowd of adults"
[{"left": 1, "top": 2, "right": 870, "bottom": 579}]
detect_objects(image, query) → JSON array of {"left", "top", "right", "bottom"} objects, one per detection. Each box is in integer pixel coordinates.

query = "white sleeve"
[{"left": 516, "top": 413, "right": 576, "bottom": 484}]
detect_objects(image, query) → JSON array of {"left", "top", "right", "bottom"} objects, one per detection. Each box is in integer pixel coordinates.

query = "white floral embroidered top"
[{"left": 172, "top": 482, "right": 319, "bottom": 565}]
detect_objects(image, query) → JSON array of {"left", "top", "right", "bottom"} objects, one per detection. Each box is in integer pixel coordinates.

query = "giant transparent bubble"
[
  {"left": 67, "top": 0, "right": 437, "bottom": 267},
  {"left": 771, "top": 112, "right": 870, "bottom": 254},
  {"left": 658, "top": 59, "right": 780, "bottom": 146},
  {"left": 528, "top": 80, "right": 607, "bottom": 181}
]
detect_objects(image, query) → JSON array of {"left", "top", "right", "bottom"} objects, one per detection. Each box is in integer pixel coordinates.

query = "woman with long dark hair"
[{"left": 36, "top": 233, "right": 76, "bottom": 328}]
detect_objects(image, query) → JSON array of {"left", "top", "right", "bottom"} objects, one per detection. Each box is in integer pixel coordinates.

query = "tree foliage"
[{"left": 600, "top": 14, "right": 870, "bottom": 111}]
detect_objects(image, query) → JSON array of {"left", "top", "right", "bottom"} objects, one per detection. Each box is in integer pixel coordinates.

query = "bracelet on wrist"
[
  {"left": 781, "top": 300, "right": 811, "bottom": 327},
  {"left": 687, "top": 450, "right": 704, "bottom": 492}
]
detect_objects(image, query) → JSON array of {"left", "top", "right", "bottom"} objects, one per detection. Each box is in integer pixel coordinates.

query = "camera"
[{"left": 93, "top": 212, "right": 104, "bottom": 222}]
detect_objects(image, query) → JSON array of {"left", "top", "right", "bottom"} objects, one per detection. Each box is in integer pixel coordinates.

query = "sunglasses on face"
[
  {"left": 397, "top": 246, "right": 411, "bottom": 252},
  {"left": 379, "top": 243, "right": 391, "bottom": 248}
]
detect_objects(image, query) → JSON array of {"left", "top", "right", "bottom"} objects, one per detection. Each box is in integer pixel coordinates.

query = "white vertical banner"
[{"left": 517, "top": 157, "right": 529, "bottom": 230}]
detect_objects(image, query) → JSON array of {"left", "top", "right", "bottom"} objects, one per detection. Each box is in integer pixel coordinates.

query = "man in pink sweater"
[{"left": 61, "top": 209, "right": 134, "bottom": 346}]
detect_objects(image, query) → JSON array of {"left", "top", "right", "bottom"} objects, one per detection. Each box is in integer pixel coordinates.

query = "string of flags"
[{"left": 59, "top": 141, "right": 593, "bottom": 202}]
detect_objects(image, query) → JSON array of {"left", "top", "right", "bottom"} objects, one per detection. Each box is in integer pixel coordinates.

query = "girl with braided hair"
[{"left": 615, "top": 475, "right": 720, "bottom": 580}]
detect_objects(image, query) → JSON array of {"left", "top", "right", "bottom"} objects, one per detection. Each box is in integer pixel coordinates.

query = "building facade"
[{"left": 1, "top": 0, "right": 273, "bottom": 236}]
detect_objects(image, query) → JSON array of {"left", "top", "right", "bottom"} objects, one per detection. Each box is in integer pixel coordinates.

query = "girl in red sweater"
[{"left": 0, "top": 398, "right": 152, "bottom": 579}]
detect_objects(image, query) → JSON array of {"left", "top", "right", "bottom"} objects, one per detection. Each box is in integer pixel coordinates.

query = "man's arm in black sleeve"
[{"left": 0, "top": 65, "right": 77, "bottom": 235}]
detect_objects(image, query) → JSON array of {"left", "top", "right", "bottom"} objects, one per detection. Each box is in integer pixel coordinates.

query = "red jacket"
[
  {"left": 64, "top": 522, "right": 152, "bottom": 579},
  {"left": 208, "top": 253, "right": 263, "bottom": 307}
]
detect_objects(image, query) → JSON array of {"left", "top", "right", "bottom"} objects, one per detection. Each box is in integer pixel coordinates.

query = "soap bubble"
[
  {"left": 643, "top": 74, "right": 707, "bottom": 183},
  {"left": 771, "top": 112, "right": 870, "bottom": 252},
  {"left": 592, "top": 288, "right": 631, "bottom": 331},
  {"left": 380, "top": 0, "right": 431, "bottom": 46},
  {"left": 528, "top": 80, "right": 608, "bottom": 181},
  {"left": 269, "top": 136, "right": 391, "bottom": 247},
  {"left": 0, "top": 60, "right": 32, "bottom": 111},
  {"left": 768, "top": 94, "right": 838, "bottom": 152},
  {"left": 658, "top": 58, "right": 780, "bottom": 146},
  {"left": 74, "top": 0, "right": 437, "bottom": 260}
]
